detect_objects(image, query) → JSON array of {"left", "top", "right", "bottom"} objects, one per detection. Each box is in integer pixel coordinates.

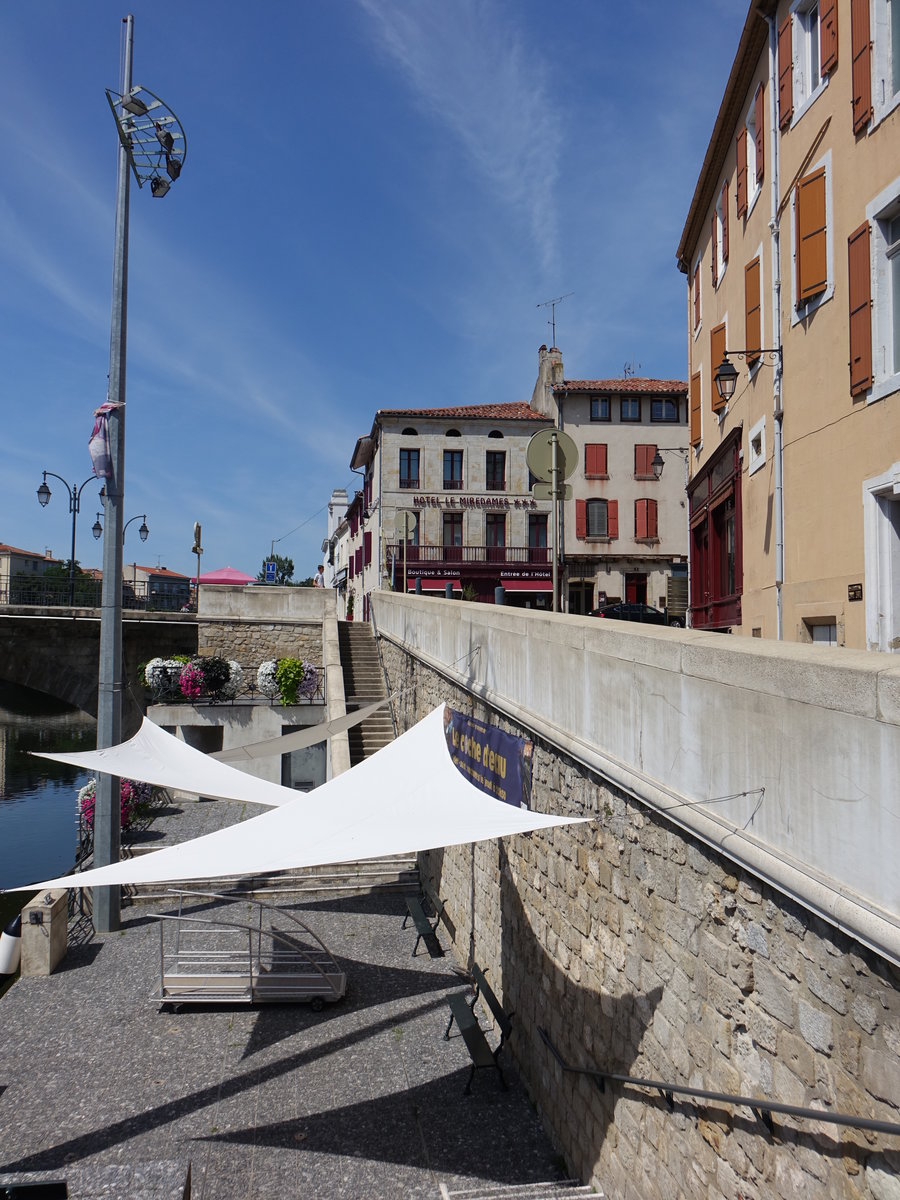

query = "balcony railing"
[
  {"left": 399, "top": 477, "right": 420, "bottom": 489},
  {"left": 0, "top": 573, "right": 189, "bottom": 611},
  {"left": 386, "top": 543, "right": 549, "bottom": 566}
]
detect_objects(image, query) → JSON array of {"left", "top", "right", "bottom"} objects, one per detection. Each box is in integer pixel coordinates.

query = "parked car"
[{"left": 591, "top": 601, "right": 683, "bottom": 627}]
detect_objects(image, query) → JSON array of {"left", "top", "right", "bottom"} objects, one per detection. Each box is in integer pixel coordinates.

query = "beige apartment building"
[
  {"left": 531, "top": 346, "right": 690, "bottom": 617},
  {"left": 347, "top": 404, "right": 553, "bottom": 620},
  {"left": 677, "top": 0, "right": 900, "bottom": 647}
]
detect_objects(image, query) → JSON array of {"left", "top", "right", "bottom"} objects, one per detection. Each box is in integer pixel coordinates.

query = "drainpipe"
[{"left": 767, "top": 14, "right": 785, "bottom": 640}]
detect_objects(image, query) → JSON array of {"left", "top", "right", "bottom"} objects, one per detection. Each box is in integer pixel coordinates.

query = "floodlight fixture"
[
  {"left": 121, "top": 90, "right": 149, "bottom": 117},
  {"left": 155, "top": 122, "right": 174, "bottom": 153},
  {"left": 150, "top": 175, "right": 170, "bottom": 198}
]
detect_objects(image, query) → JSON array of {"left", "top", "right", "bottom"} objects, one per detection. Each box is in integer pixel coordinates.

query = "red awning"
[
  {"left": 501, "top": 579, "right": 553, "bottom": 592},
  {"left": 416, "top": 578, "right": 456, "bottom": 591}
]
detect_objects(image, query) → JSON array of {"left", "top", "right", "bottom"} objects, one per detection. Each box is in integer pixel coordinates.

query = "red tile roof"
[
  {"left": 555, "top": 379, "right": 687, "bottom": 395},
  {"left": 378, "top": 403, "right": 550, "bottom": 421},
  {"left": 0, "top": 543, "right": 57, "bottom": 560},
  {"left": 131, "top": 565, "right": 190, "bottom": 579}
]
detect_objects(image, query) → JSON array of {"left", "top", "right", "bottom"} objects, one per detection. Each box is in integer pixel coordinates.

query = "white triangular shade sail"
[{"left": 13, "top": 704, "right": 590, "bottom": 892}]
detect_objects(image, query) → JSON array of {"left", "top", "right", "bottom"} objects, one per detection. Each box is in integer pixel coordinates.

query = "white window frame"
[
  {"left": 789, "top": 150, "right": 834, "bottom": 326},
  {"left": 866, "top": 174, "right": 900, "bottom": 404},
  {"left": 790, "top": 0, "right": 829, "bottom": 126},
  {"left": 748, "top": 416, "right": 767, "bottom": 475},
  {"left": 714, "top": 191, "right": 728, "bottom": 288},
  {"left": 585, "top": 499, "right": 609, "bottom": 539},
  {"left": 863, "top": 462, "right": 900, "bottom": 651},
  {"left": 873, "top": 0, "right": 900, "bottom": 126},
  {"left": 745, "top": 95, "right": 762, "bottom": 219}
]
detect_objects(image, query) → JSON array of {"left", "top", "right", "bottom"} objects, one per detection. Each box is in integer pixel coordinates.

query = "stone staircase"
[
  {"left": 438, "top": 1181, "right": 599, "bottom": 1199},
  {"left": 337, "top": 620, "right": 395, "bottom": 765}
]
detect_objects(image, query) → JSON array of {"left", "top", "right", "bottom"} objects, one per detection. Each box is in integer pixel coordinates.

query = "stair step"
[{"left": 439, "top": 1183, "right": 598, "bottom": 1200}]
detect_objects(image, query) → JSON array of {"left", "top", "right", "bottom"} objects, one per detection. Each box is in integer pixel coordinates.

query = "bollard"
[
  {"left": 494, "top": 586, "right": 505, "bottom": 605},
  {"left": 21, "top": 891, "right": 68, "bottom": 976},
  {"left": 415, "top": 578, "right": 422, "bottom": 595},
  {"left": 445, "top": 583, "right": 453, "bottom": 599},
  {"left": 0, "top": 914, "right": 21, "bottom": 975}
]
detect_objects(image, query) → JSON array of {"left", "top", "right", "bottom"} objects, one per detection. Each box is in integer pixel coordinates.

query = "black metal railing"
[
  {"left": 385, "top": 543, "right": 549, "bottom": 566},
  {"left": 146, "top": 662, "right": 325, "bottom": 708},
  {"left": 0, "top": 573, "right": 189, "bottom": 611},
  {"left": 538, "top": 1027, "right": 900, "bottom": 1138}
]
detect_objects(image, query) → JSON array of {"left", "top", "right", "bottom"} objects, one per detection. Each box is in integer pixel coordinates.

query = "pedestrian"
[{"left": 313, "top": 564, "right": 324, "bottom": 588}]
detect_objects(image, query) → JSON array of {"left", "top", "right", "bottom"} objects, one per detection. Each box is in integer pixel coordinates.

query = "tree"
[{"left": 257, "top": 554, "right": 294, "bottom": 585}]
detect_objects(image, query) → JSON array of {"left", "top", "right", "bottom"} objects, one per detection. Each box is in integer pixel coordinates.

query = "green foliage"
[
  {"left": 346, "top": 591, "right": 355, "bottom": 618},
  {"left": 257, "top": 554, "right": 295, "bottom": 585},
  {"left": 274, "top": 657, "right": 317, "bottom": 706},
  {"left": 199, "top": 656, "right": 230, "bottom": 695},
  {"left": 460, "top": 583, "right": 477, "bottom": 602}
]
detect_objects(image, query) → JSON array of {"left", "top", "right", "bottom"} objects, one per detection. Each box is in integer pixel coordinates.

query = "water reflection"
[{"left": 0, "top": 681, "right": 96, "bottom": 890}]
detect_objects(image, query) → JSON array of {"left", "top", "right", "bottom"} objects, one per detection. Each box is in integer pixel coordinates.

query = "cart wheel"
[{"left": 310, "top": 997, "right": 325, "bottom": 1012}]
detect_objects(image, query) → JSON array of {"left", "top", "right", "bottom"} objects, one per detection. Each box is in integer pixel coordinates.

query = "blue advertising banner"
[{"left": 443, "top": 706, "right": 533, "bottom": 809}]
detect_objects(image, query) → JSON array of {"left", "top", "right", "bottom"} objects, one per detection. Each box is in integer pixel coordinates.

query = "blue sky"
[{"left": 1, "top": 1, "right": 741, "bottom": 581}]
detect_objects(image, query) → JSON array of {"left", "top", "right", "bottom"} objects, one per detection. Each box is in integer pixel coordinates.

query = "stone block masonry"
[
  {"left": 380, "top": 641, "right": 900, "bottom": 1200},
  {"left": 198, "top": 619, "right": 320, "bottom": 678}
]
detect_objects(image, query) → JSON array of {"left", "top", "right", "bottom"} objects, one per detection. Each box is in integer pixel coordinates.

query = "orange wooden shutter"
[
  {"left": 690, "top": 371, "right": 701, "bottom": 446},
  {"left": 796, "top": 168, "right": 827, "bottom": 303},
  {"left": 851, "top": 0, "right": 872, "bottom": 133},
  {"left": 754, "top": 86, "right": 765, "bottom": 183},
  {"left": 721, "top": 182, "right": 729, "bottom": 264},
  {"left": 575, "top": 499, "right": 586, "bottom": 539},
  {"left": 710, "top": 323, "right": 728, "bottom": 411},
  {"left": 711, "top": 213, "right": 718, "bottom": 286},
  {"left": 778, "top": 15, "right": 793, "bottom": 129},
  {"left": 647, "top": 499, "right": 658, "bottom": 540},
  {"left": 736, "top": 128, "right": 747, "bottom": 218},
  {"left": 635, "top": 499, "right": 648, "bottom": 540},
  {"left": 585, "top": 443, "right": 607, "bottom": 477},
  {"left": 745, "top": 257, "right": 761, "bottom": 365},
  {"left": 848, "top": 221, "right": 873, "bottom": 396},
  {"left": 820, "top": 0, "right": 838, "bottom": 74},
  {"left": 607, "top": 500, "right": 618, "bottom": 540}
]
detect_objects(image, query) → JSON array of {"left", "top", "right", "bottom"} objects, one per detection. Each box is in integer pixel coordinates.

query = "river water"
[{"left": 0, "top": 681, "right": 96, "bottom": 891}]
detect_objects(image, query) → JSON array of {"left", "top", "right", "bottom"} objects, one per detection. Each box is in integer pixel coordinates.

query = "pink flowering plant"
[
  {"left": 77, "top": 777, "right": 154, "bottom": 832},
  {"left": 178, "top": 660, "right": 205, "bottom": 699}
]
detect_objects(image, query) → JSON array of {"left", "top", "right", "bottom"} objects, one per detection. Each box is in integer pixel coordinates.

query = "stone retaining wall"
[
  {"left": 380, "top": 642, "right": 900, "bottom": 1200},
  {"left": 198, "top": 620, "right": 320, "bottom": 677}
]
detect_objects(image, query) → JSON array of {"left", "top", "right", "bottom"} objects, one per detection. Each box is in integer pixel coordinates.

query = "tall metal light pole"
[
  {"left": 95, "top": 14, "right": 186, "bottom": 932},
  {"left": 36, "top": 472, "right": 99, "bottom": 606}
]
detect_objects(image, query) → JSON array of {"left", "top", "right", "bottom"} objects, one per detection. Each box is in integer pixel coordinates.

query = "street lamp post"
[
  {"left": 94, "top": 14, "right": 186, "bottom": 933},
  {"left": 650, "top": 447, "right": 691, "bottom": 627},
  {"left": 36, "top": 472, "right": 99, "bottom": 606}
]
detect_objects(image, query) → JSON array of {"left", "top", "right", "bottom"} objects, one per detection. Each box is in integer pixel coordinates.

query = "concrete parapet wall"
[
  {"left": 375, "top": 619, "right": 900, "bottom": 1199},
  {"left": 198, "top": 585, "right": 330, "bottom": 621},
  {"left": 372, "top": 593, "right": 900, "bottom": 963}
]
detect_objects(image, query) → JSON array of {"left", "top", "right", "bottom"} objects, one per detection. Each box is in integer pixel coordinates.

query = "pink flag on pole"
[{"left": 89, "top": 402, "right": 118, "bottom": 478}]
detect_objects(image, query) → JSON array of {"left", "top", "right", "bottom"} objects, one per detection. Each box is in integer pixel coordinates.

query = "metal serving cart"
[{"left": 151, "top": 891, "right": 347, "bottom": 1009}]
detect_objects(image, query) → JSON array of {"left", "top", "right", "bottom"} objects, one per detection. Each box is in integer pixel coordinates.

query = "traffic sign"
[
  {"left": 265, "top": 561, "right": 277, "bottom": 583},
  {"left": 526, "top": 429, "right": 578, "bottom": 483},
  {"left": 532, "top": 482, "right": 572, "bottom": 501}
]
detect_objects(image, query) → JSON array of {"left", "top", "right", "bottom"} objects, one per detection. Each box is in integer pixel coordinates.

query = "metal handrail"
[{"left": 538, "top": 1027, "right": 900, "bottom": 1138}]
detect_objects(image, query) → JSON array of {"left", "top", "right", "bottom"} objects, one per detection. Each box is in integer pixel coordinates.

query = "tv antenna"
[
  {"left": 623, "top": 360, "right": 642, "bottom": 377},
  {"left": 537, "top": 292, "right": 573, "bottom": 348}
]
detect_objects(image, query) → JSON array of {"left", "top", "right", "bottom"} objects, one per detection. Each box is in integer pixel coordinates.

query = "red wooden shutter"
[
  {"left": 634, "top": 445, "right": 656, "bottom": 478},
  {"left": 607, "top": 500, "right": 618, "bottom": 540},
  {"left": 848, "top": 221, "right": 873, "bottom": 396},
  {"left": 820, "top": 0, "right": 838, "bottom": 74},
  {"left": 710, "top": 323, "right": 728, "bottom": 411},
  {"left": 647, "top": 499, "right": 658, "bottom": 540},
  {"left": 754, "top": 86, "right": 765, "bottom": 183},
  {"left": 575, "top": 499, "right": 586, "bottom": 540},
  {"left": 584, "top": 443, "right": 607, "bottom": 477},
  {"left": 851, "top": 0, "right": 872, "bottom": 133},
  {"left": 364, "top": 530, "right": 372, "bottom": 566},
  {"left": 711, "top": 213, "right": 718, "bottom": 286},
  {"left": 796, "top": 168, "right": 828, "bottom": 303},
  {"left": 745, "top": 257, "right": 761, "bottom": 365},
  {"left": 778, "top": 15, "right": 793, "bottom": 129},
  {"left": 736, "top": 128, "right": 747, "bottom": 218},
  {"left": 693, "top": 266, "right": 700, "bottom": 329},
  {"left": 721, "top": 182, "right": 729, "bottom": 264},
  {"left": 690, "top": 371, "right": 702, "bottom": 446},
  {"left": 635, "top": 499, "right": 647, "bottom": 541}
]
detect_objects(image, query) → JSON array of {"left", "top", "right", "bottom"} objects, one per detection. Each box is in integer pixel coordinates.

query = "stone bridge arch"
[{"left": 0, "top": 611, "right": 197, "bottom": 729}]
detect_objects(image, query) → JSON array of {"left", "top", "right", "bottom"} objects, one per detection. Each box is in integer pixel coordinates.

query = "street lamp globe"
[
  {"left": 139, "top": 520, "right": 149, "bottom": 542},
  {"left": 37, "top": 481, "right": 51, "bottom": 507}
]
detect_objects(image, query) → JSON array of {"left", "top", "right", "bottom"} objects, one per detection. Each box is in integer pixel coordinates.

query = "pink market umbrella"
[{"left": 192, "top": 566, "right": 256, "bottom": 585}]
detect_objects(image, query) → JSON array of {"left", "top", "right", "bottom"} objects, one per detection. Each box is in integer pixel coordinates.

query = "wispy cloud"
[{"left": 357, "top": 0, "right": 561, "bottom": 272}]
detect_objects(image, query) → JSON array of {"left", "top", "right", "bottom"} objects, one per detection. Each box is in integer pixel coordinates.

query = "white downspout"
[{"left": 767, "top": 14, "right": 785, "bottom": 640}]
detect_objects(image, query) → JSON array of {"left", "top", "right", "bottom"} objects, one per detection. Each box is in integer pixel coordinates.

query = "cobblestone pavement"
[{"left": 0, "top": 796, "right": 570, "bottom": 1199}]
